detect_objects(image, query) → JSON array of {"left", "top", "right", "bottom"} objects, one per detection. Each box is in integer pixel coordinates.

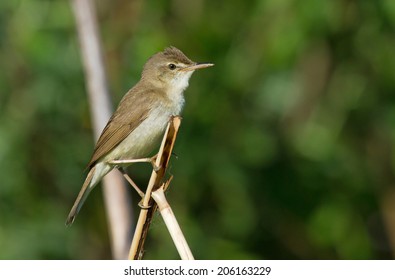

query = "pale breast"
[{"left": 103, "top": 97, "right": 184, "bottom": 162}]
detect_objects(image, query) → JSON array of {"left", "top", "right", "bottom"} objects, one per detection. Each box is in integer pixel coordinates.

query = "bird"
[{"left": 66, "top": 47, "right": 213, "bottom": 225}]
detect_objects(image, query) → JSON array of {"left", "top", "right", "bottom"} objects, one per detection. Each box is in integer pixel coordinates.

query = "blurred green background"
[{"left": 1, "top": 0, "right": 395, "bottom": 259}]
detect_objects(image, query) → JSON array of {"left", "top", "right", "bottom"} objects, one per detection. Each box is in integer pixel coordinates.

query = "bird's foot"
[{"left": 150, "top": 154, "right": 161, "bottom": 172}]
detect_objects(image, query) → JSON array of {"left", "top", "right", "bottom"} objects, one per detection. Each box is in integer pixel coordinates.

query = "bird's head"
[{"left": 141, "top": 46, "right": 213, "bottom": 91}]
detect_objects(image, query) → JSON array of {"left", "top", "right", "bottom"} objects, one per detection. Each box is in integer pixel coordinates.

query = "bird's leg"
[
  {"left": 109, "top": 155, "right": 161, "bottom": 172},
  {"left": 110, "top": 158, "right": 152, "bottom": 164},
  {"left": 117, "top": 168, "right": 144, "bottom": 198}
]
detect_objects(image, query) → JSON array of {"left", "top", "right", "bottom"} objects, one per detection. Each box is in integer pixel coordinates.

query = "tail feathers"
[{"left": 66, "top": 166, "right": 97, "bottom": 226}]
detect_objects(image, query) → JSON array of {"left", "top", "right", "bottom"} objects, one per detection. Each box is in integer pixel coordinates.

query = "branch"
[
  {"left": 70, "top": 0, "right": 133, "bottom": 259},
  {"left": 128, "top": 116, "right": 185, "bottom": 259},
  {"left": 152, "top": 185, "right": 194, "bottom": 260}
]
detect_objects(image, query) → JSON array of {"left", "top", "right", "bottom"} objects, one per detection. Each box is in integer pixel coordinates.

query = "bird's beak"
[{"left": 181, "top": 62, "right": 214, "bottom": 72}]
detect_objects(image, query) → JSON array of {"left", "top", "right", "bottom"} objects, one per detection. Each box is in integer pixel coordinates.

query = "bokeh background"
[{"left": 1, "top": 0, "right": 395, "bottom": 259}]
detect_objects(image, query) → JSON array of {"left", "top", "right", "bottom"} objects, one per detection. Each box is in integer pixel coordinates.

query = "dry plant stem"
[
  {"left": 71, "top": 0, "right": 133, "bottom": 259},
  {"left": 151, "top": 186, "right": 194, "bottom": 260},
  {"left": 128, "top": 116, "right": 182, "bottom": 260}
]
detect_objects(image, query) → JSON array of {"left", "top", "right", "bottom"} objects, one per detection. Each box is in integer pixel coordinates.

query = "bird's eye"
[{"left": 168, "top": 63, "right": 176, "bottom": 70}]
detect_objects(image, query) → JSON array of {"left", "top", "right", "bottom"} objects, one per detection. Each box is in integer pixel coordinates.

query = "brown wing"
[{"left": 86, "top": 87, "right": 156, "bottom": 168}]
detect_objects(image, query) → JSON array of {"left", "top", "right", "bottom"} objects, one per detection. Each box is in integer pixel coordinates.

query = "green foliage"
[{"left": 1, "top": 0, "right": 394, "bottom": 259}]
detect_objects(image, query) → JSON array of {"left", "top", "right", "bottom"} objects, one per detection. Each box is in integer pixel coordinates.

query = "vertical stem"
[
  {"left": 128, "top": 116, "right": 182, "bottom": 259},
  {"left": 70, "top": 0, "right": 133, "bottom": 259}
]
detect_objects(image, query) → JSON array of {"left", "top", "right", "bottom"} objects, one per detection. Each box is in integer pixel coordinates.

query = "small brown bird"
[{"left": 66, "top": 47, "right": 213, "bottom": 225}]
